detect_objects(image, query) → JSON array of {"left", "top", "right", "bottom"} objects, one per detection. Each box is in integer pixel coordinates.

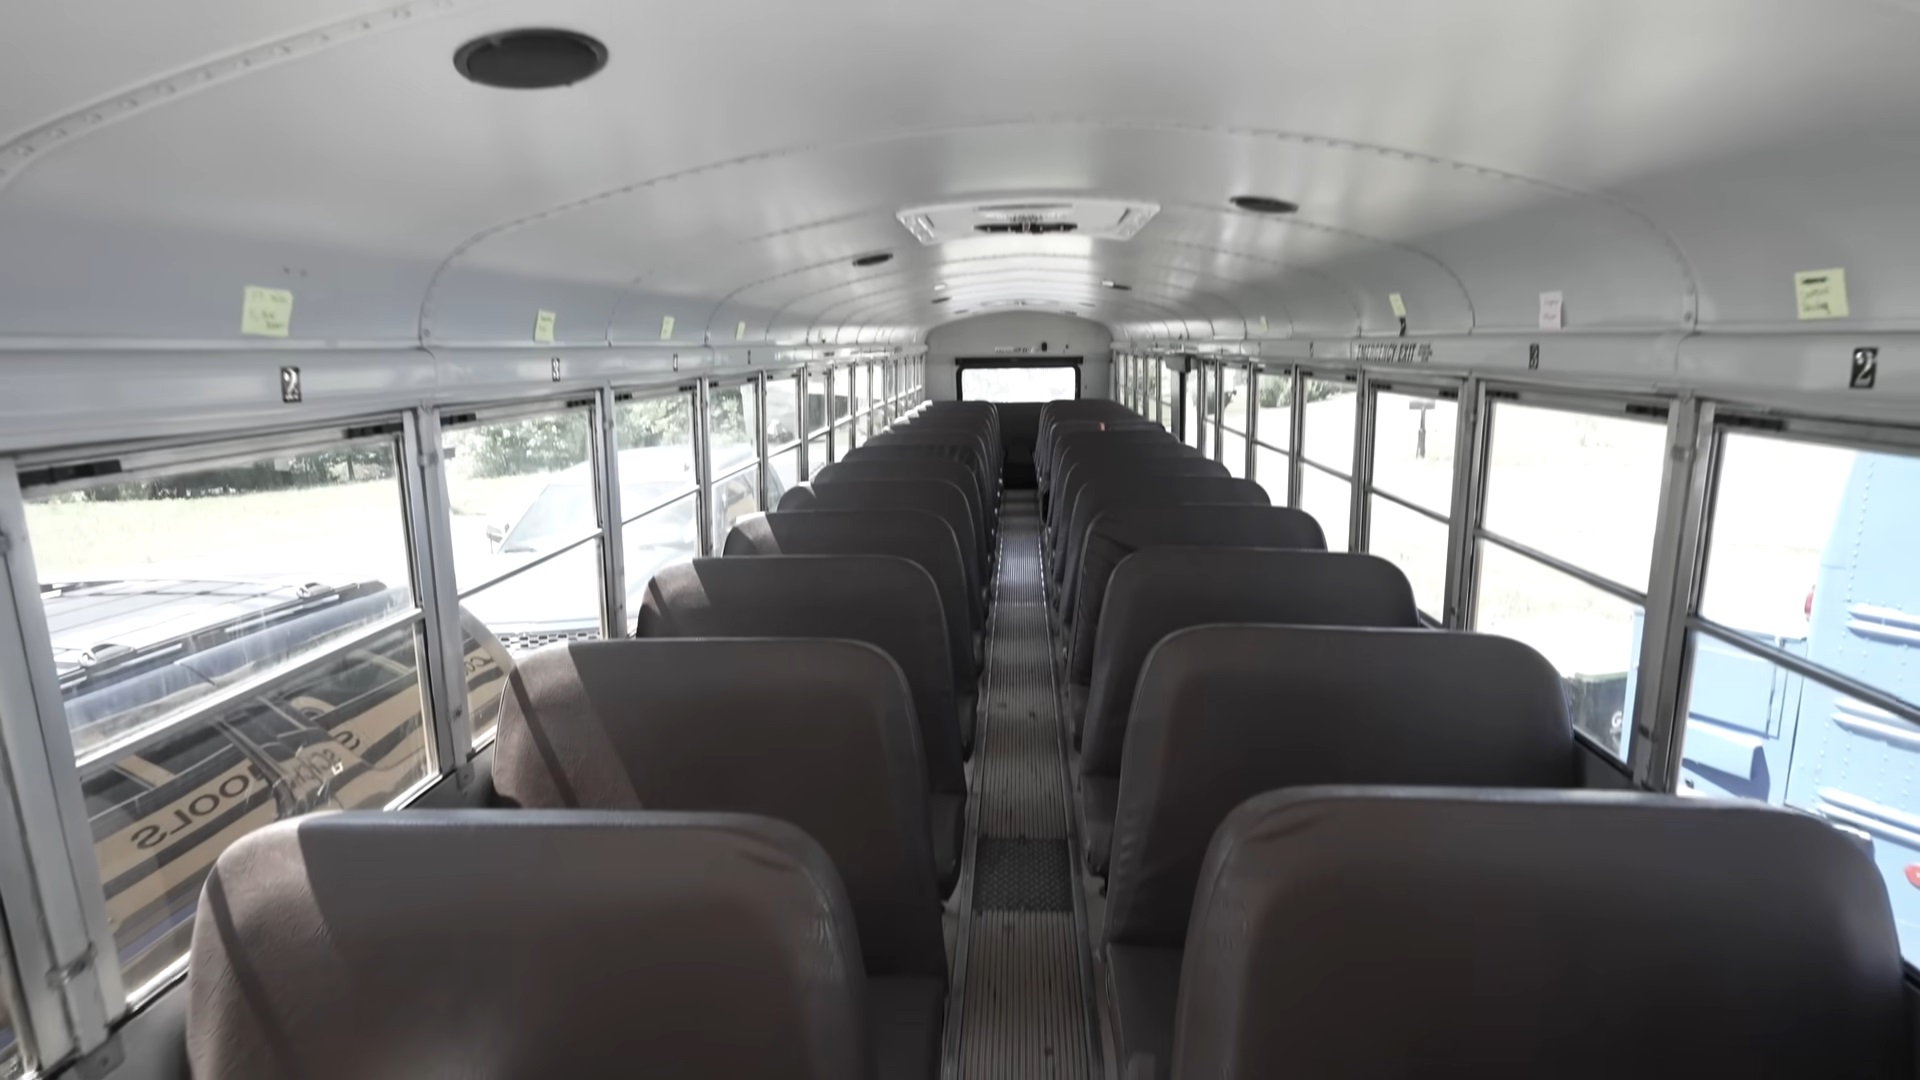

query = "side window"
[
  {"left": 615, "top": 391, "right": 699, "bottom": 616},
  {"left": 707, "top": 382, "right": 760, "bottom": 548},
  {"left": 1218, "top": 366, "right": 1249, "bottom": 479},
  {"left": 1251, "top": 367, "right": 1293, "bottom": 507},
  {"left": 1298, "top": 376, "right": 1359, "bottom": 552},
  {"left": 1677, "top": 433, "right": 1920, "bottom": 963},
  {"left": 1472, "top": 400, "right": 1667, "bottom": 759},
  {"left": 23, "top": 434, "right": 437, "bottom": 997},
  {"left": 443, "top": 406, "right": 605, "bottom": 672},
  {"left": 1365, "top": 388, "right": 1459, "bottom": 622}
]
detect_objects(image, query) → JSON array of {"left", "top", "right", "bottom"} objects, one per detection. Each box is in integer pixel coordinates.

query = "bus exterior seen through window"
[{"left": 957, "top": 363, "right": 1079, "bottom": 404}]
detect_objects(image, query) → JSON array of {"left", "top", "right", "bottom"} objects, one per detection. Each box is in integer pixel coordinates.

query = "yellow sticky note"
[
  {"left": 661, "top": 315, "right": 676, "bottom": 340},
  {"left": 1257, "top": 315, "right": 1269, "bottom": 334},
  {"left": 241, "top": 286, "right": 293, "bottom": 338},
  {"left": 1388, "top": 293, "right": 1407, "bottom": 319},
  {"left": 736, "top": 321, "right": 748, "bottom": 342},
  {"left": 533, "top": 310, "right": 557, "bottom": 343},
  {"left": 1795, "top": 268, "right": 1850, "bottom": 320}
]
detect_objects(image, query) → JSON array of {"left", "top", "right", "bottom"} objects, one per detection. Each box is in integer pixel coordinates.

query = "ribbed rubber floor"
[{"left": 952, "top": 493, "right": 1097, "bottom": 1080}]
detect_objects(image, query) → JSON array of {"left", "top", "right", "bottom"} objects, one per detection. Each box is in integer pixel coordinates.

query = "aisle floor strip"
[{"left": 944, "top": 494, "right": 1101, "bottom": 1080}]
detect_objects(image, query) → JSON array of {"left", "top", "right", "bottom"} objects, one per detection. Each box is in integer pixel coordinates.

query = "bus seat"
[
  {"left": 491, "top": 638, "right": 947, "bottom": 1078},
  {"left": 1052, "top": 476, "right": 1266, "bottom": 600},
  {"left": 1104, "top": 625, "right": 1575, "bottom": 1079},
  {"left": 187, "top": 811, "right": 871, "bottom": 1080},
  {"left": 636, "top": 556, "right": 966, "bottom": 894},
  {"left": 1064, "top": 505, "right": 1327, "bottom": 673},
  {"left": 817, "top": 457, "right": 989, "bottom": 558},
  {"left": 782, "top": 480, "right": 985, "bottom": 620},
  {"left": 778, "top": 483, "right": 817, "bottom": 509},
  {"left": 728, "top": 509, "right": 982, "bottom": 731},
  {"left": 1172, "top": 787, "right": 1908, "bottom": 1079},
  {"left": 1078, "top": 551, "right": 1419, "bottom": 873}
]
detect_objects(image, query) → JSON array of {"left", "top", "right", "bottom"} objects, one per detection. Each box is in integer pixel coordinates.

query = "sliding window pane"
[
  {"left": 1483, "top": 402, "right": 1666, "bottom": 591},
  {"left": 807, "top": 373, "right": 830, "bottom": 437},
  {"left": 806, "top": 435, "right": 827, "bottom": 479},
  {"left": 832, "top": 369, "right": 852, "bottom": 422},
  {"left": 614, "top": 392, "right": 697, "bottom": 521},
  {"left": 766, "top": 376, "right": 799, "bottom": 449},
  {"left": 835, "top": 419, "right": 856, "bottom": 455},
  {"left": 1676, "top": 633, "right": 1920, "bottom": 963},
  {"left": 768, "top": 446, "right": 800, "bottom": 502},
  {"left": 1474, "top": 541, "right": 1641, "bottom": 758},
  {"left": 1221, "top": 426, "right": 1247, "bottom": 479},
  {"left": 707, "top": 383, "right": 759, "bottom": 482},
  {"left": 24, "top": 439, "right": 448, "bottom": 996},
  {"left": 1368, "top": 497, "right": 1448, "bottom": 620},
  {"left": 623, "top": 491, "right": 698, "bottom": 604},
  {"left": 1371, "top": 392, "right": 1456, "bottom": 515},
  {"left": 1300, "top": 467, "right": 1352, "bottom": 553},
  {"left": 1255, "top": 444, "right": 1290, "bottom": 507},
  {"left": 1255, "top": 371, "right": 1293, "bottom": 452},
  {"left": 1300, "top": 377, "right": 1358, "bottom": 472},
  {"left": 1696, "top": 433, "right": 1862, "bottom": 646},
  {"left": 29, "top": 443, "right": 416, "bottom": 745},
  {"left": 711, "top": 465, "right": 760, "bottom": 550},
  {"left": 444, "top": 409, "right": 604, "bottom": 654}
]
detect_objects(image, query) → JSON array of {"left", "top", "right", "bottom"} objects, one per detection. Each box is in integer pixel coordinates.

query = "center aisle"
[{"left": 946, "top": 491, "right": 1101, "bottom": 1079}]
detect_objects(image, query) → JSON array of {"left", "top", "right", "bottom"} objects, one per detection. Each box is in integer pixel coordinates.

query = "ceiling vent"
[
  {"left": 455, "top": 29, "right": 608, "bottom": 90},
  {"left": 898, "top": 197, "right": 1158, "bottom": 245}
]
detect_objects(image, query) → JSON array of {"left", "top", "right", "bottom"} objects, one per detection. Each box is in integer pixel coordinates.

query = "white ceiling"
[{"left": 5, "top": 0, "right": 1920, "bottom": 348}]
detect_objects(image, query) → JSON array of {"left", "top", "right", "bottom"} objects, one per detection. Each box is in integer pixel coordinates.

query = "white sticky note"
[
  {"left": 736, "top": 321, "right": 748, "bottom": 342},
  {"left": 661, "top": 315, "right": 676, "bottom": 340},
  {"left": 1257, "top": 315, "right": 1269, "bottom": 334},
  {"left": 533, "top": 310, "right": 556, "bottom": 343},
  {"left": 1389, "top": 293, "right": 1407, "bottom": 319},
  {"left": 1539, "top": 291, "right": 1565, "bottom": 330},
  {"left": 241, "top": 286, "right": 293, "bottom": 338},
  {"left": 1795, "top": 268, "right": 1850, "bottom": 320}
]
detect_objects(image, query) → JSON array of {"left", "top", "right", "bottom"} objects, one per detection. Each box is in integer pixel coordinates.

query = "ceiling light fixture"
[
  {"left": 933, "top": 283, "right": 948, "bottom": 291},
  {"left": 1230, "top": 195, "right": 1300, "bottom": 215},
  {"left": 852, "top": 252, "right": 893, "bottom": 268},
  {"left": 454, "top": 29, "right": 609, "bottom": 89},
  {"left": 932, "top": 297, "right": 951, "bottom": 304}
]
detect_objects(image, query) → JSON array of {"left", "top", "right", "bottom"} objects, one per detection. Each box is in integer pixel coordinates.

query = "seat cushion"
[
  {"left": 869, "top": 975, "right": 945, "bottom": 1080},
  {"left": 1107, "top": 943, "right": 1183, "bottom": 1080},
  {"left": 1082, "top": 775, "right": 1118, "bottom": 875},
  {"left": 930, "top": 792, "right": 965, "bottom": 898}
]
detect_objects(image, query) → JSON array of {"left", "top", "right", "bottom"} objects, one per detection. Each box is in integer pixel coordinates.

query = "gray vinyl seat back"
[
  {"left": 725, "top": 510, "right": 971, "bottom": 692},
  {"left": 1046, "top": 431, "right": 1187, "bottom": 521},
  {"left": 1050, "top": 458, "right": 1228, "bottom": 568},
  {"left": 636, "top": 556, "right": 965, "bottom": 797},
  {"left": 777, "top": 480, "right": 983, "bottom": 622},
  {"left": 890, "top": 417, "right": 999, "bottom": 467},
  {"left": 491, "top": 638, "right": 945, "bottom": 981},
  {"left": 819, "top": 458, "right": 986, "bottom": 552},
  {"left": 1079, "top": 551, "right": 1418, "bottom": 777},
  {"left": 1175, "top": 788, "right": 1909, "bottom": 1080},
  {"left": 188, "top": 810, "right": 870, "bottom": 1080},
  {"left": 1065, "top": 505, "right": 1328, "bottom": 660},
  {"left": 1048, "top": 439, "right": 1198, "bottom": 519},
  {"left": 1054, "top": 476, "right": 1268, "bottom": 595},
  {"left": 1038, "top": 405, "right": 1146, "bottom": 484},
  {"left": 857, "top": 436, "right": 993, "bottom": 515},
  {"left": 1106, "top": 624, "right": 1576, "bottom": 948},
  {"left": 835, "top": 446, "right": 990, "bottom": 534},
  {"left": 1038, "top": 416, "right": 1157, "bottom": 488}
]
